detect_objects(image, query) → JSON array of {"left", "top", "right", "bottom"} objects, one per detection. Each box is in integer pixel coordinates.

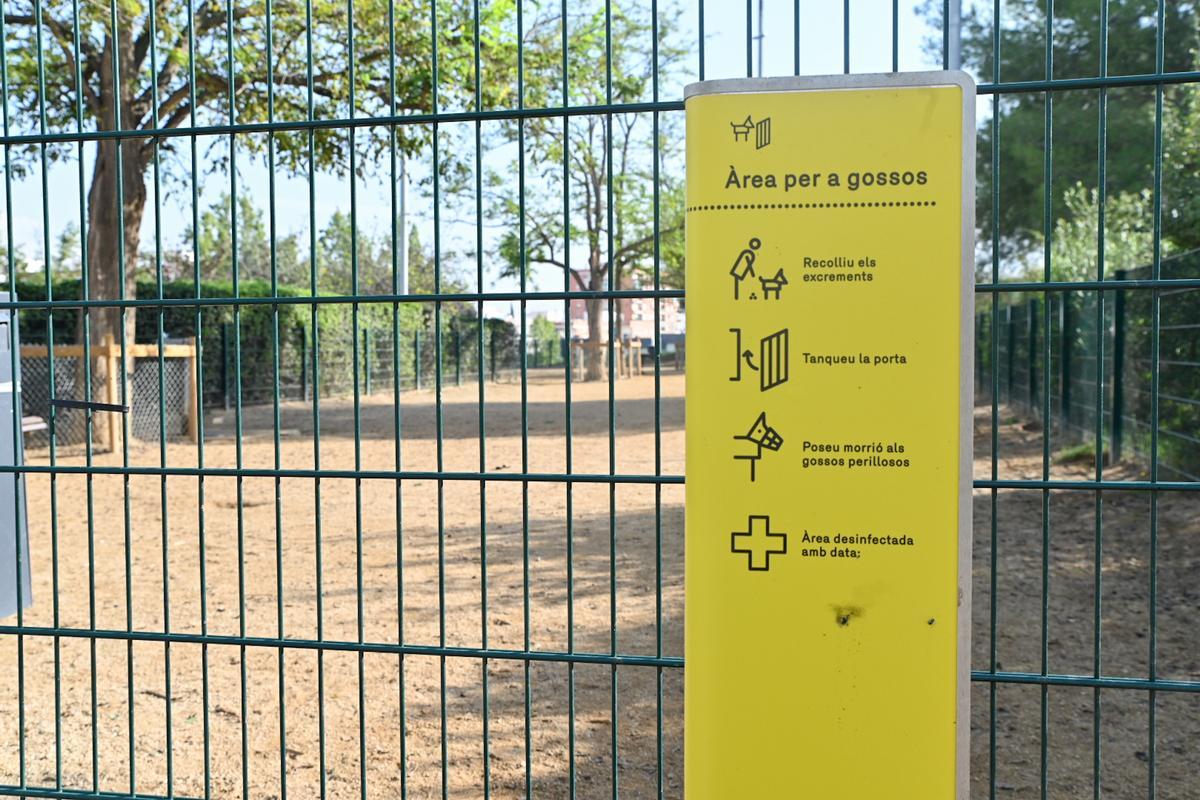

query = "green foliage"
[
  {"left": 12, "top": 275, "right": 423, "bottom": 404},
  {"left": 530, "top": 314, "right": 557, "bottom": 348},
  {"left": 1163, "top": 85, "right": 1200, "bottom": 252},
  {"left": 1055, "top": 441, "right": 1100, "bottom": 466},
  {"left": 316, "top": 210, "right": 391, "bottom": 295},
  {"left": 0, "top": 0, "right": 519, "bottom": 168},
  {"left": 188, "top": 192, "right": 306, "bottom": 285},
  {"left": 926, "top": 0, "right": 1200, "bottom": 260},
  {"left": 1045, "top": 184, "right": 1171, "bottom": 281}
]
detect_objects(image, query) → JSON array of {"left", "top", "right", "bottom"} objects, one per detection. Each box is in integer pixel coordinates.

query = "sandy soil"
[{"left": 0, "top": 372, "right": 1196, "bottom": 798}]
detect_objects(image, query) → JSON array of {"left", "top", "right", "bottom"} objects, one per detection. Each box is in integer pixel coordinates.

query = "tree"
[
  {"left": 0, "top": 245, "right": 29, "bottom": 281},
  {"left": 1046, "top": 184, "right": 1169, "bottom": 282},
  {"left": 189, "top": 192, "right": 307, "bottom": 283},
  {"left": 53, "top": 222, "right": 83, "bottom": 276},
  {"left": 489, "top": 4, "right": 686, "bottom": 380},
  {"left": 923, "top": 0, "right": 1200, "bottom": 262},
  {"left": 529, "top": 313, "right": 558, "bottom": 362},
  {"left": 1162, "top": 84, "right": 1200, "bottom": 253},
  {"left": 1, "top": 0, "right": 516, "bottom": 415},
  {"left": 315, "top": 209, "right": 389, "bottom": 295}
]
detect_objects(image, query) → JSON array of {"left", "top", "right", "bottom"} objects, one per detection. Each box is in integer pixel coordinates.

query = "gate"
[{"left": 0, "top": 2, "right": 1198, "bottom": 799}]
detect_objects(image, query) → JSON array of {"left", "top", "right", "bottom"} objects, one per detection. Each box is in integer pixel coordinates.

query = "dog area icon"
[
  {"left": 733, "top": 411, "right": 784, "bottom": 482},
  {"left": 730, "top": 237, "right": 787, "bottom": 300},
  {"left": 730, "top": 115, "right": 772, "bottom": 149}
]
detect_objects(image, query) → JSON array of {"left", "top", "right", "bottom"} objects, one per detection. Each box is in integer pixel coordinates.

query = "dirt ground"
[{"left": 0, "top": 372, "right": 1196, "bottom": 799}]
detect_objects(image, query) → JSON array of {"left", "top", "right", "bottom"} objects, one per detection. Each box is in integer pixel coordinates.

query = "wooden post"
[
  {"left": 103, "top": 333, "right": 121, "bottom": 452},
  {"left": 186, "top": 336, "right": 200, "bottom": 444}
]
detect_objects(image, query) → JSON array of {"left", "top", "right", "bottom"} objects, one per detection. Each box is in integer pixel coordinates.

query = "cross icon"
[{"left": 731, "top": 515, "right": 787, "bottom": 571}]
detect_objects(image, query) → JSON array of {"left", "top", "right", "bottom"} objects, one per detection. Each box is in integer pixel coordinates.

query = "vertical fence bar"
[
  {"left": 1061, "top": 293, "right": 1072, "bottom": 432},
  {"left": 1006, "top": 304, "right": 1015, "bottom": 405},
  {"left": 300, "top": 327, "right": 308, "bottom": 402},
  {"left": 1039, "top": 12, "right": 1055, "bottom": 791},
  {"left": 414, "top": 330, "right": 421, "bottom": 391},
  {"left": 988, "top": 3, "right": 1002, "bottom": 796},
  {"left": 1028, "top": 299, "right": 1038, "bottom": 410},
  {"left": 1147, "top": 5, "right": 1167, "bottom": 793},
  {"left": 30, "top": 2, "right": 64, "bottom": 791},
  {"left": 182, "top": 0, "right": 213, "bottom": 791},
  {"left": 364, "top": 328, "right": 372, "bottom": 396},
  {"left": 1092, "top": 7, "right": 1112, "bottom": 794},
  {"left": 559, "top": 5, "right": 576, "bottom": 795},
  {"left": 1111, "top": 271, "right": 1127, "bottom": 463},
  {"left": 222, "top": 321, "right": 232, "bottom": 411},
  {"left": 387, "top": 0, "right": 409, "bottom": 790},
  {"left": 489, "top": 326, "right": 497, "bottom": 383},
  {"left": 455, "top": 327, "right": 462, "bottom": 387},
  {"left": 470, "top": 4, "right": 489, "bottom": 791},
  {"left": 469, "top": 2, "right": 489, "bottom": 793}
]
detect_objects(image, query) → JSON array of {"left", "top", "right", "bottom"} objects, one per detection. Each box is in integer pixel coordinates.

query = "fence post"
[
  {"left": 979, "top": 313, "right": 988, "bottom": 395},
  {"left": 186, "top": 336, "right": 200, "bottom": 444},
  {"left": 363, "top": 328, "right": 372, "bottom": 396},
  {"left": 455, "top": 327, "right": 462, "bottom": 386},
  {"left": 1060, "top": 293, "right": 1072, "bottom": 431},
  {"left": 1111, "top": 270, "right": 1127, "bottom": 462},
  {"left": 104, "top": 333, "right": 121, "bottom": 452},
  {"left": 1005, "top": 304, "right": 1015, "bottom": 404},
  {"left": 413, "top": 330, "right": 421, "bottom": 391},
  {"left": 299, "top": 327, "right": 308, "bottom": 402},
  {"left": 1028, "top": 299, "right": 1038, "bottom": 411},
  {"left": 221, "top": 321, "right": 232, "bottom": 411},
  {"left": 489, "top": 327, "right": 497, "bottom": 383}
]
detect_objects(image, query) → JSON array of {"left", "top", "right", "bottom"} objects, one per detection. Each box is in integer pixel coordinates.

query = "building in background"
[{"left": 567, "top": 272, "right": 684, "bottom": 340}]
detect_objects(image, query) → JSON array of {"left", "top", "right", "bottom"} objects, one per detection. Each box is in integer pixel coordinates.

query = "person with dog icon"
[{"left": 730, "top": 237, "right": 761, "bottom": 299}]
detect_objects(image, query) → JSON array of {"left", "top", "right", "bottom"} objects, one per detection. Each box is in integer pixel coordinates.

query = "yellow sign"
[{"left": 684, "top": 73, "right": 975, "bottom": 799}]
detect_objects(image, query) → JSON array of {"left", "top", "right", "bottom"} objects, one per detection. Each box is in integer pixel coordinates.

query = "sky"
[{"left": 0, "top": 0, "right": 961, "bottom": 323}]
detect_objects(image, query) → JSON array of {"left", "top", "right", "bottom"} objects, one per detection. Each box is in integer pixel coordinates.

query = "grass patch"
[{"left": 1055, "top": 441, "right": 1107, "bottom": 465}]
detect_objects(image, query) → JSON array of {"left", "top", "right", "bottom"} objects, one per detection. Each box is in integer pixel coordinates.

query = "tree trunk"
[
  {"left": 585, "top": 295, "right": 604, "bottom": 381},
  {"left": 81, "top": 137, "right": 147, "bottom": 449},
  {"left": 74, "top": 23, "right": 147, "bottom": 450}
]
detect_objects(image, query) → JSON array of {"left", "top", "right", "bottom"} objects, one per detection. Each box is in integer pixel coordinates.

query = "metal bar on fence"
[
  {"left": 1112, "top": 271, "right": 1127, "bottom": 462},
  {"left": 364, "top": 328, "right": 372, "bottom": 395},
  {"left": 413, "top": 330, "right": 421, "bottom": 391},
  {"left": 222, "top": 321, "right": 232, "bottom": 412},
  {"left": 1006, "top": 304, "right": 1015, "bottom": 404},
  {"left": 489, "top": 326, "right": 497, "bottom": 383},
  {"left": 1028, "top": 299, "right": 1038, "bottom": 410},
  {"left": 1061, "top": 294, "right": 1072, "bottom": 430},
  {"left": 299, "top": 326, "right": 308, "bottom": 402}
]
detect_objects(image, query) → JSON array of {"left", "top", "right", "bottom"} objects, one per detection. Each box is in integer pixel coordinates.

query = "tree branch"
[
  {"left": 611, "top": 224, "right": 680, "bottom": 269},
  {"left": 4, "top": 12, "right": 102, "bottom": 110}
]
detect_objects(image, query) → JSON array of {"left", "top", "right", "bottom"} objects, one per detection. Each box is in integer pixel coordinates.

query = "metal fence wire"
[
  {"left": 0, "top": 2, "right": 1198, "bottom": 800},
  {"left": 976, "top": 251, "right": 1200, "bottom": 482},
  {"left": 17, "top": 355, "right": 97, "bottom": 450},
  {"left": 21, "top": 355, "right": 191, "bottom": 448}
]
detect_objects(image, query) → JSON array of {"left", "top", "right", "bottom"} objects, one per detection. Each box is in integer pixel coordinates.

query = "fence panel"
[{"left": 0, "top": 3, "right": 1197, "bottom": 800}]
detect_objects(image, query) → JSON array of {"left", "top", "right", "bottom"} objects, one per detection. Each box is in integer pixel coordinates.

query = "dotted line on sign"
[{"left": 685, "top": 200, "right": 938, "bottom": 212}]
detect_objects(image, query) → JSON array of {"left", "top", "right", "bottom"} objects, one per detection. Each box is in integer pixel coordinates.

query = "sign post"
[
  {"left": 684, "top": 72, "right": 975, "bottom": 798},
  {"left": 0, "top": 294, "right": 32, "bottom": 619}
]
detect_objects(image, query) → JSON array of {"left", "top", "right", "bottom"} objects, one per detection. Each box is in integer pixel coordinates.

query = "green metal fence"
[
  {"left": 976, "top": 250, "right": 1200, "bottom": 481},
  {"left": 0, "top": 1, "right": 1198, "bottom": 799}
]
